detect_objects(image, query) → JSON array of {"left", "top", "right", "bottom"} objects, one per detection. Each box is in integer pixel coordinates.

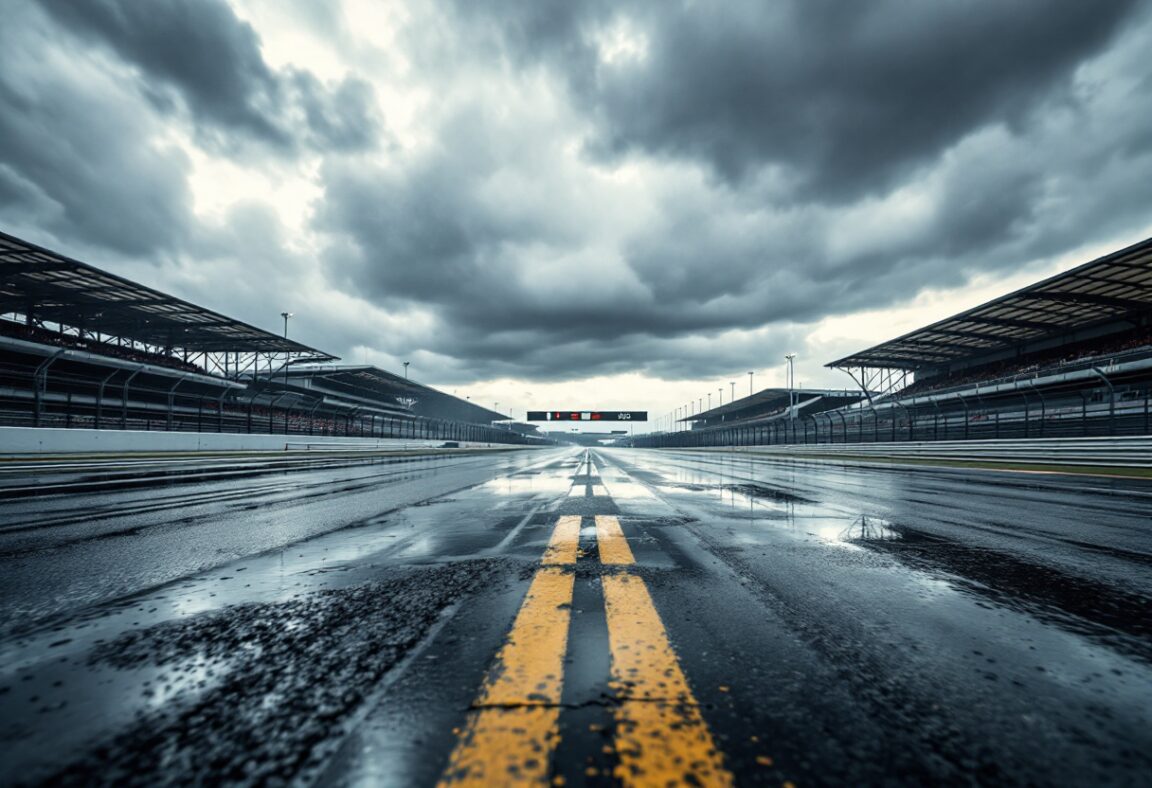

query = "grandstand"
[
  {"left": 682, "top": 388, "right": 863, "bottom": 429},
  {"left": 262, "top": 364, "right": 512, "bottom": 441},
  {"left": 636, "top": 236, "right": 1152, "bottom": 448},
  {"left": 827, "top": 236, "right": 1152, "bottom": 442},
  {"left": 831, "top": 237, "right": 1152, "bottom": 393},
  {"left": 0, "top": 231, "right": 541, "bottom": 445},
  {"left": 281, "top": 364, "right": 504, "bottom": 424}
]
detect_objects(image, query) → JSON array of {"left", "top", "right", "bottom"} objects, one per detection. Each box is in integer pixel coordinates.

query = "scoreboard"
[{"left": 526, "top": 411, "right": 648, "bottom": 422}]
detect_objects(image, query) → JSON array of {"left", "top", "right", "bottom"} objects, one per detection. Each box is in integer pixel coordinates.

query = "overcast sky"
[{"left": 3, "top": 0, "right": 1152, "bottom": 431}]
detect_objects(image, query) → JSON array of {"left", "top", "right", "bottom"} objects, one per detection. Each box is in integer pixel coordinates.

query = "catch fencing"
[{"left": 635, "top": 388, "right": 1151, "bottom": 450}]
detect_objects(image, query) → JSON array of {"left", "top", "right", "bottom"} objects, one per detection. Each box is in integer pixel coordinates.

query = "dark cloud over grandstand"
[
  {"left": 0, "top": 3, "right": 195, "bottom": 257},
  {"left": 2, "top": 0, "right": 1152, "bottom": 387}
]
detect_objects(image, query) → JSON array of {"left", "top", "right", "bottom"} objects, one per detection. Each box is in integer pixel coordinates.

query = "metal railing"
[
  {"left": 634, "top": 387, "right": 1151, "bottom": 449},
  {"left": 661, "top": 436, "right": 1152, "bottom": 468},
  {"left": 0, "top": 363, "right": 551, "bottom": 447}
]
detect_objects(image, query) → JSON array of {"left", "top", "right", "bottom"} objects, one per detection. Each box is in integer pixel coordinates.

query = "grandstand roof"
[
  {"left": 286, "top": 364, "right": 507, "bottom": 423},
  {"left": 828, "top": 236, "right": 1152, "bottom": 371},
  {"left": 681, "top": 387, "right": 857, "bottom": 422},
  {"left": 0, "top": 231, "right": 336, "bottom": 358}
]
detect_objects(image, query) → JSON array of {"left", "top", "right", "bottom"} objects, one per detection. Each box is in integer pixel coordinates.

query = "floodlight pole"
[
  {"left": 403, "top": 361, "right": 409, "bottom": 379},
  {"left": 281, "top": 312, "right": 293, "bottom": 393},
  {"left": 708, "top": 392, "right": 712, "bottom": 410},
  {"left": 785, "top": 353, "right": 797, "bottom": 420},
  {"left": 748, "top": 371, "right": 754, "bottom": 397}
]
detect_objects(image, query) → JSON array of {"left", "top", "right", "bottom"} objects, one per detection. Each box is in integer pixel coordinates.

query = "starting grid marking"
[{"left": 439, "top": 454, "right": 733, "bottom": 786}]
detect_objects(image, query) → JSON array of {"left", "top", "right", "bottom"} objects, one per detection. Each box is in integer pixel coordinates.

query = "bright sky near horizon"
[{"left": 3, "top": 0, "right": 1152, "bottom": 431}]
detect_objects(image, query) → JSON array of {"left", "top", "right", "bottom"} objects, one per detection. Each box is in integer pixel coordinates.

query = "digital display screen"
[{"left": 526, "top": 411, "right": 648, "bottom": 422}]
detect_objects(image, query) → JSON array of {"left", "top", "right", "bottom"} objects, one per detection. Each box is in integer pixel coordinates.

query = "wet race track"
[{"left": 1, "top": 447, "right": 1150, "bottom": 786}]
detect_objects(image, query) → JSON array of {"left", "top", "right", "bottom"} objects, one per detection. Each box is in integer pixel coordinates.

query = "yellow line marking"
[
  {"left": 542, "top": 515, "right": 580, "bottom": 565},
  {"left": 439, "top": 566, "right": 575, "bottom": 785},
  {"left": 603, "top": 573, "right": 734, "bottom": 787},
  {"left": 595, "top": 515, "right": 635, "bottom": 565},
  {"left": 443, "top": 461, "right": 735, "bottom": 785},
  {"left": 440, "top": 707, "right": 560, "bottom": 785},
  {"left": 478, "top": 567, "right": 573, "bottom": 706}
]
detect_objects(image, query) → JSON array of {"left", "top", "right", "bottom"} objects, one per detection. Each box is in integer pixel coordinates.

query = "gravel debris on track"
[{"left": 42, "top": 559, "right": 518, "bottom": 787}]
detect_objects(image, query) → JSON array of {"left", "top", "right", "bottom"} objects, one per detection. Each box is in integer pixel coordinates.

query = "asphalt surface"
[{"left": 1, "top": 446, "right": 1150, "bottom": 786}]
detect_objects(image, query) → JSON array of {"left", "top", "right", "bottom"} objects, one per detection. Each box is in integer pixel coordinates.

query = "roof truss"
[
  {"left": 0, "top": 230, "right": 336, "bottom": 361},
  {"left": 828, "top": 235, "right": 1152, "bottom": 371}
]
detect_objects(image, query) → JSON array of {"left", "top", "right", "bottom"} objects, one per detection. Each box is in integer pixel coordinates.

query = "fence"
[
  {"left": 634, "top": 387, "right": 1152, "bottom": 449},
  {"left": 0, "top": 362, "right": 549, "bottom": 447}
]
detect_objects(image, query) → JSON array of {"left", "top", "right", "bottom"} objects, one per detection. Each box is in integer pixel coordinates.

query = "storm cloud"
[
  {"left": 2, "top": 0, "right": 1152, "bottom": 389},
  {"left": 0, "top": 3, "right": 194, "bottom": 256},
  {"left": 310, "top": 0, "right": 1152, "bottom": 380},
  {"left": 36, "top": 0, "right": 382, "bottom": 154},
  {"left": 452, "top": 1, "right": 1140, "bottom": 195}
]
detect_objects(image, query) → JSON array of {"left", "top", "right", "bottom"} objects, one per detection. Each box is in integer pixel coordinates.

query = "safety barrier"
[
  {"left": 669, "top": 436, "right": 1152, "bottom": 468},
  {"left": 0, "top": 427, "right": 535, "bottom": 456},
  {"left": 282, "top": 440, "right": 518, "bottom": 452}
]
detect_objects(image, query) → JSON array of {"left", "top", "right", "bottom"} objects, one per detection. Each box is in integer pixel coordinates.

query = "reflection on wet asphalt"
[{"left": 1, "top": 446, "right": 1150, "bottom": 785}]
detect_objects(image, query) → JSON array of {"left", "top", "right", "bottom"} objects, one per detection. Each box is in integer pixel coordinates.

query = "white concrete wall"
[{"left": 0, "top": 426, "right": 488, "bottom": 455}]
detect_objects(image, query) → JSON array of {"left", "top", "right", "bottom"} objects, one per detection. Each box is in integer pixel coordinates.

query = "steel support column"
[
  {"left": 1090, "top": 367, "right": 1116, "bottom": 435},
  {"left": 94, "top": 369, "right": 119, "bottom": 430},
  {"left": 1026, "top": 381, "right": 1046, "bottom": 438},
  {"left": 32, "top": 350, "right": 66, "bottom": 427},
  {"left": 121, "top": 369, "right": 141, "bottom": 429}
]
